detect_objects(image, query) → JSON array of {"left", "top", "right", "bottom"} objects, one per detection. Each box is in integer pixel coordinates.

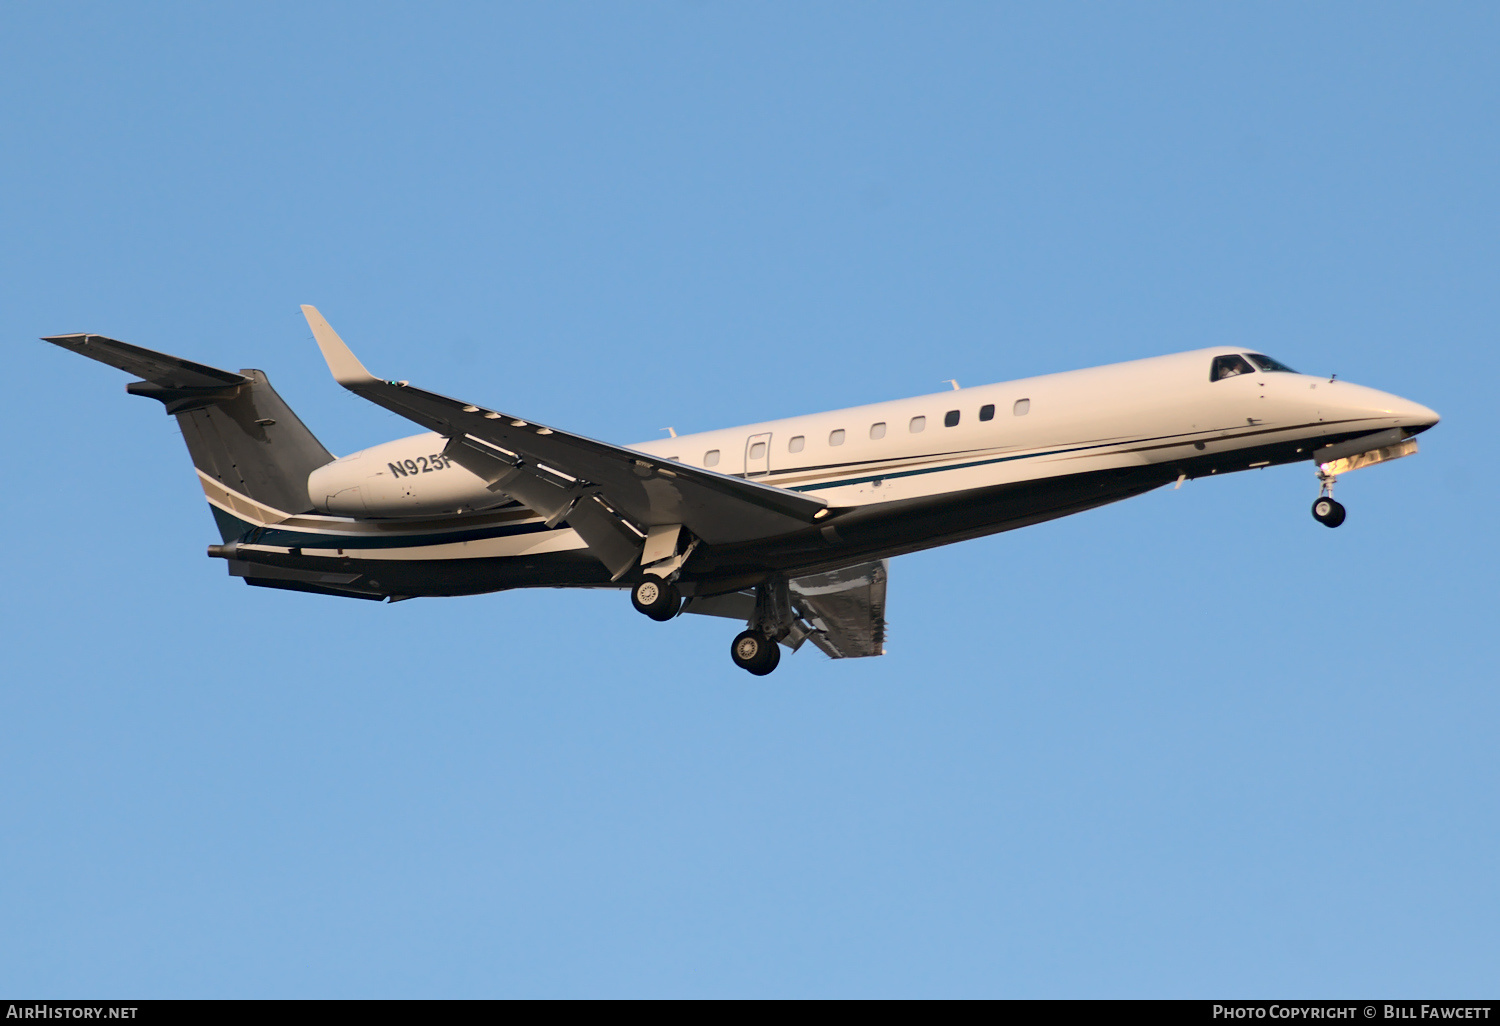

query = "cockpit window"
[
  {"left": 1211, "top": 354, "right": 1256, "bottom": 381},
  {"left": 1246, "top": 353, "right": 1297, "bottom": 373}
]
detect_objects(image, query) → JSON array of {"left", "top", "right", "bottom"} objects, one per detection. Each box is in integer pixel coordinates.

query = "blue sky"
[{"left": 1, "top": 2, "right": 1496, "bottom": 998}]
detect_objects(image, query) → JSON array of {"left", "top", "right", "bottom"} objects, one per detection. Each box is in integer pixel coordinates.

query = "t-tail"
[{"left": 40, "top": 333, "right": 333, "bottom": 542}]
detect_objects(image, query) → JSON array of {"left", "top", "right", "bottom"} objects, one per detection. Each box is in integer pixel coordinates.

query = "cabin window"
[
  {"left": 979, "top": 404, "right": 995, "bottom": 421},
  {"left": 704, "top": 449, "right": 720, "bottom": 467},
  {"left": 1246, "top": 353, "right": 1297, "bottom": 373},
  {"left": 1013, "top": 398, "right": 1030, "bottom": 416},
  {"left": 829, "top": 429, "right": 846, "bottom": 446},
  {"left": 788, "top": 435, "right": 805, "bottom": 453},
  {"left": 869, "top": 422, "right": 886, "bottom": 440},
  {"left": 1211, "top": 354, "right": 1256, "bottom": 381},
  {"left": 944, "top": 410, "right": 960, "bottom": 427},
  {"left": 748, "top": 442, "right": 766, "bottom": 460},
  {"left": 909, "top": 416, "right": 926, "bottom": 433}
]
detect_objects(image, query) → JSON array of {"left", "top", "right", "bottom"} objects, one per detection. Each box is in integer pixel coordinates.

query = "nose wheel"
[
  {"left": 1311, "top": 468, "right": 1347, "bottom": 528},
  {"left": 1311, "top": 496, "right": 1346, "bottom": 528},
  {"left": 631, "top": 576, "right": 681, "bottom": 621},
  {"left": 731, "top": 630, "right": 781, "bottom": 675}
]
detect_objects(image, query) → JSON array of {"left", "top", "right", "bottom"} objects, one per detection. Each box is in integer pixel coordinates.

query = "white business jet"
[{"left": 41, "top": 307, "right": 1438, "bottom": 674}]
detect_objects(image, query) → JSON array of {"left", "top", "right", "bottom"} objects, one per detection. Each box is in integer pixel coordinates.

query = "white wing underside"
[{"left": 684, "top": 559, "right": 889, "bottom": 659}]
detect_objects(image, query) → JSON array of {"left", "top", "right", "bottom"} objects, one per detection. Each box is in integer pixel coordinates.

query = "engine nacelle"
[{"left": 308, "top": 432, "right": 506, "bottom": 516}]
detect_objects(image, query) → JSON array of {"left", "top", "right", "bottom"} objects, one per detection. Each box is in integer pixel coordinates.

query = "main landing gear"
[
  {"left": 630, "top": 570, "right": 797, "bottom": 676},
  {"left": 731, "top": 630, "right": 781, "bottom": 675},
  {"left": 726, "top": 574, "right": 795, "bottom": 676},
  {"left": 630, "top": 576, "right": 681, "bottom": 621},
  {"left": 1311, "top": 468, "right": 1347, "bottom": 528}
]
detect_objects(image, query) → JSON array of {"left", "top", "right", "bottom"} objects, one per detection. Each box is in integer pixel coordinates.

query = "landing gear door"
[{"left": 745, "top": 432, "right": 772, "bottom": 477}]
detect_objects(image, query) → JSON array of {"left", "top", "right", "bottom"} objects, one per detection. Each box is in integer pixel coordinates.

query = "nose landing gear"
[
  {"left": 1312, "top": 496, "right": 1346, "bottom": 528},
  {"left": 1311, "top": 469, "right": 1347, "bottom": 528}
]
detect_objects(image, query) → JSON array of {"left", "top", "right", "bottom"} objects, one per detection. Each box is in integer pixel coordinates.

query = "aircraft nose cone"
[
  {"left": 1396, "top": 398, "right": 1440, "bottom": 432},
  {"left": 1348, "top": 384, "right": 1440, "bottom": 433}
]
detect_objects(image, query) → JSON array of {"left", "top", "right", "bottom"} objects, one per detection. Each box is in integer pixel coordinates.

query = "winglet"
[{"left": 301, "top": 305, "right": 379, "bottom": 387}]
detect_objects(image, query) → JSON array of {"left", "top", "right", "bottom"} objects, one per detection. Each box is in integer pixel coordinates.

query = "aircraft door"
[{"left": 745, "top": 432, "right": 772, "bottom": 477}]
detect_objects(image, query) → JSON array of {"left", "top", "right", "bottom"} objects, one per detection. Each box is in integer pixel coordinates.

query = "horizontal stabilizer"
[{"left": 41, "top": 334, "right": 247, "bottom": 389}]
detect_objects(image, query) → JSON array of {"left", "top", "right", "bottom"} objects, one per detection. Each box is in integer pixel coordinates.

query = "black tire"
[
  {"left": 730, "top": 630, "right": 780, "bottom": 675},
  {"left": 631, "top": 576, "right": 680, "bottom": 621},
  {"left": 1311, "top": 497, "right": 1347, "bottom": 528}
]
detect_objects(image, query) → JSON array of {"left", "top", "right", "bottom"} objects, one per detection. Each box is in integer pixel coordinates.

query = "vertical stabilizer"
[{"left": 41, "top": 334, "right": 333, "bottom": 540}]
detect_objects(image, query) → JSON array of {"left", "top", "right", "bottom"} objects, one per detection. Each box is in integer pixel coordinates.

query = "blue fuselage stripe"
[{"left": 784, "top": 439, "right": 1113, "bottom": 492}]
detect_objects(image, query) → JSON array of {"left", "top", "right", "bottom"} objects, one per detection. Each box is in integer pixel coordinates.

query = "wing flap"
[{"left": 791, "top": 559, "right": 889, "bottom": 659}]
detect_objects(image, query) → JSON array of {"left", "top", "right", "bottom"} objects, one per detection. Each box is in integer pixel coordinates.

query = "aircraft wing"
[
  {"left": 683, "top": 559, "right": 889, "bottom": 659},
  {"left": 301, "top": 307, "right": 827, "bottom": 574}
]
